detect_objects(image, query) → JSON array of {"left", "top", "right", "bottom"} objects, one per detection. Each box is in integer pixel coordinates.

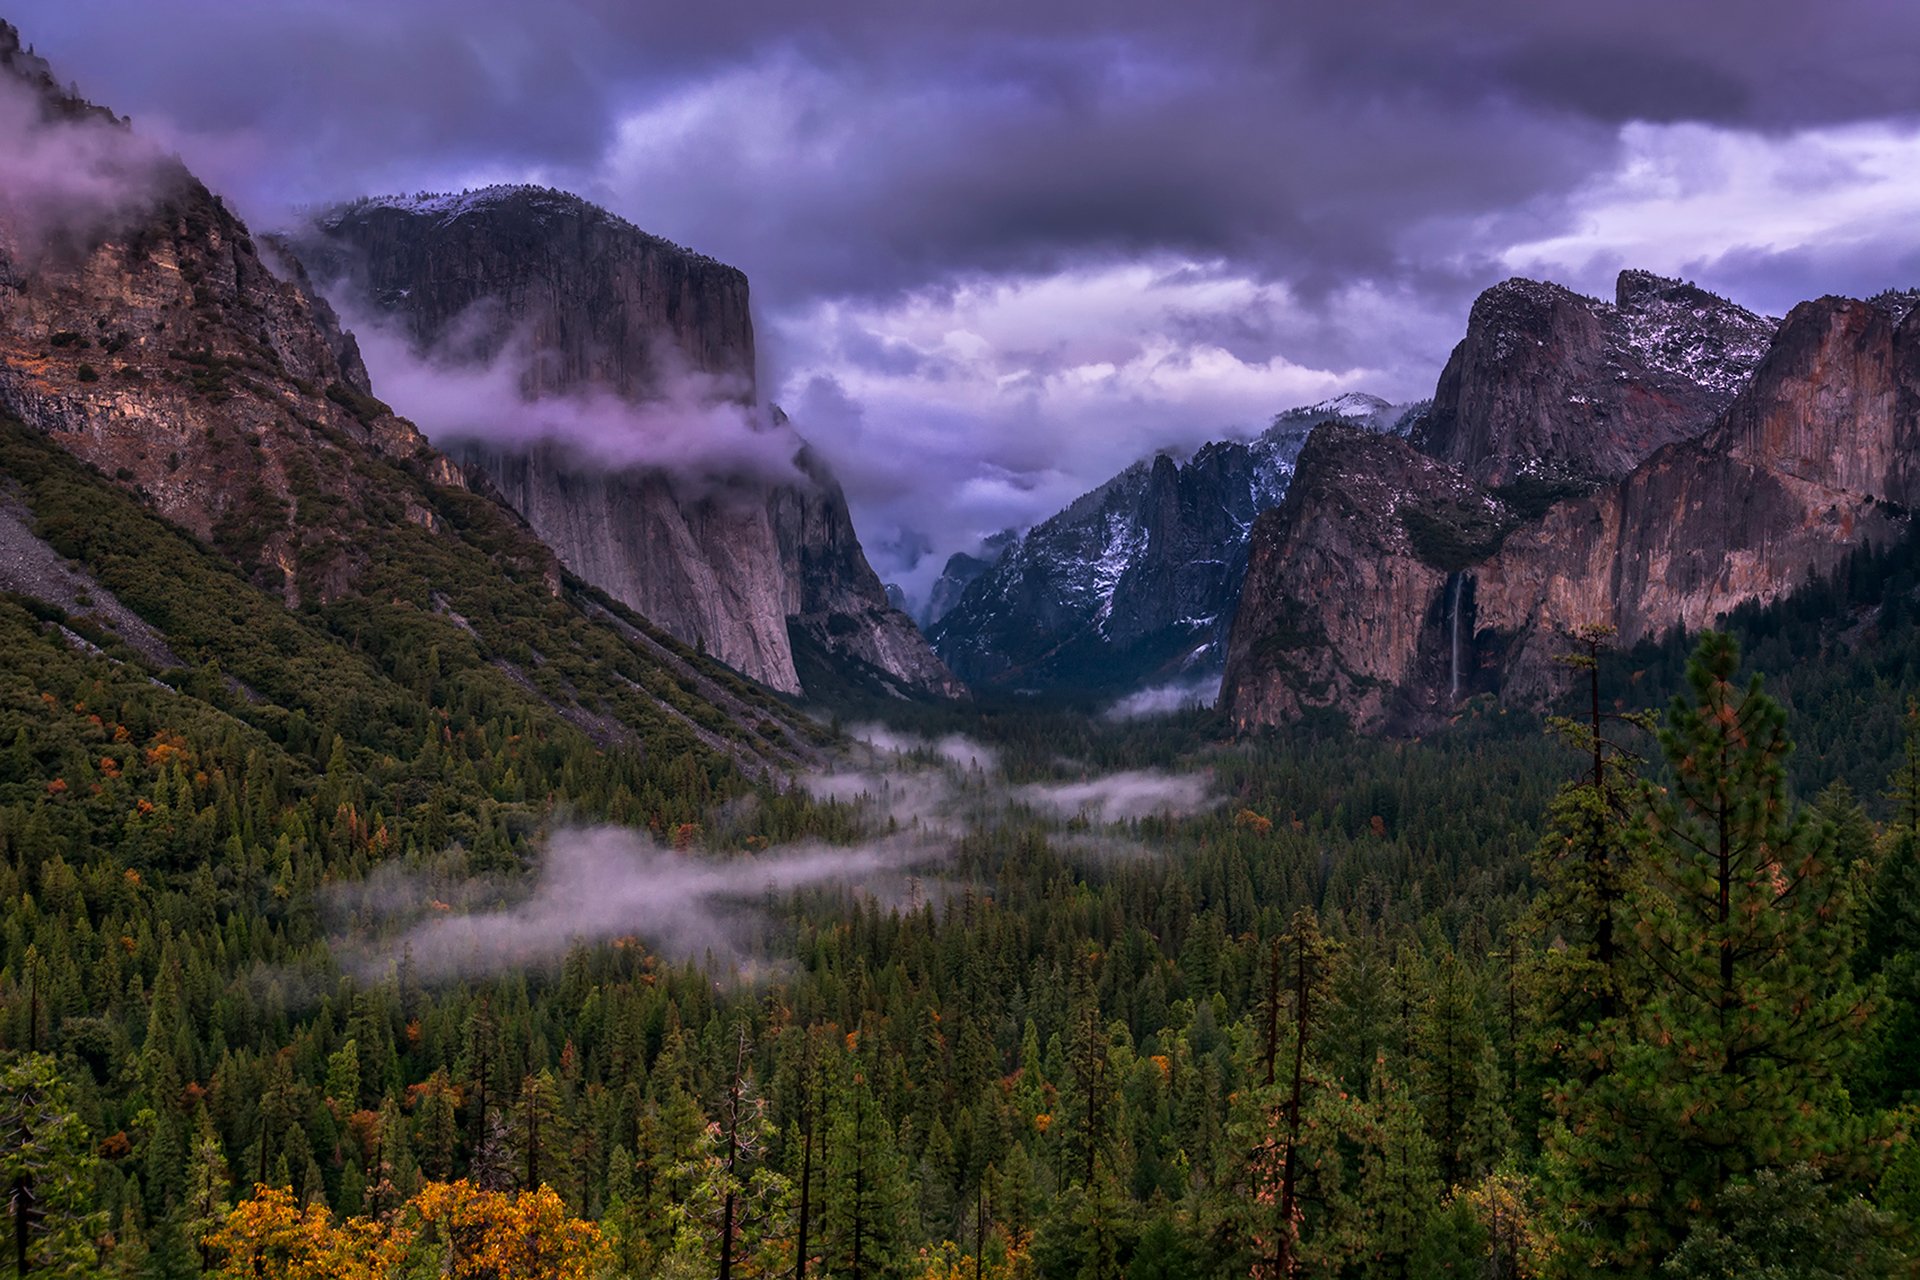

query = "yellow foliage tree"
[
  {"left": 207, "top": 1180, "right": 610, "bottom": 1280},
  {"left": 204, "top": 1186, "right": 413, "bottom": 1280},
  {"left": 413, "top": 1180, "right": 610, "bottom": 1280}
]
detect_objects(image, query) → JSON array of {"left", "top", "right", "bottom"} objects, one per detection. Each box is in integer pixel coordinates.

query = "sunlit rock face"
[
  {"left": 0, "top": 22, "right": 472, "bottom": 610},
  {"left": 1224, "top": 276, "right": 1920, "bottom": 733}
]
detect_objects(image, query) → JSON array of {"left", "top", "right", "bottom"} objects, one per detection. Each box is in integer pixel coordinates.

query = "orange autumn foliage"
[
  {"left": 413, "top": 1181, "right": 609, "bottom": 1279},
  {"left": 207, "top": 1180, "right": 610, "bottom": 1280},
  {"left": 204, "top": 1187, "right": 412, "bottom": 1280}
]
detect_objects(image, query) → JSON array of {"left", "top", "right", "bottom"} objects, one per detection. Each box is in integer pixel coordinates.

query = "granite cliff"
[
  {"left": 1411, "top": 270, "right": 1776, "bottom": 487},
  {"left": 1223, "top": 273, "right": 1920, "bottom": 732},
  {"left": 292, "top": 187, "right": 959, "bottom": 699}
]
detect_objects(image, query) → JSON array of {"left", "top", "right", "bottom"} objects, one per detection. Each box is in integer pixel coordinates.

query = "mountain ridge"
[
  {"left": 927, "top": 394, "right": 1418, "bottom": 697},
  {"left": 1222, "top": 272, "right": 1920, "bottom": 732}
]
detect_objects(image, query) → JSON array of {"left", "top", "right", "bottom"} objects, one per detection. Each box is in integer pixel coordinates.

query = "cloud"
[
  {"left": 0, "top": 69, "right": 176, "bottom": 257},
  {"left": 1016, "top": 769, "right": 1213, "bottom": 824},
  {"left": 334, "top": 724, "right": 1206, "bottom": 981},
  {"left": 1496, "top": 119, "right": 1920, "bottom": 313},
  {"left": 775, "top": 263, "right": 1397, "bottom": 597},
  {"left": 1103, "top": 676, "right": 1218, "bottom": 721},
  {"left": 342, "top": 306, "right": 809, "bottom": 489},
  {"left": 851, "top": 723, "right": 1000, "bottom": 773},
  {"left": 19, "top": 3, "right": 1920, "bottom": 590},
  {"left": 336, "top": 825, "right": 939, "bottom": 981}
]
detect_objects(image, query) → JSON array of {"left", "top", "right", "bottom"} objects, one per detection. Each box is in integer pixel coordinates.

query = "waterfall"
[{"left": 1448, "top": 572, "right": 1463, "bottom": 703}]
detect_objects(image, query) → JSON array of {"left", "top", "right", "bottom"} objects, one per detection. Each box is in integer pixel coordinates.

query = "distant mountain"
[
  {"left": 927, "top": 394, "right": 1419, "bottom": 697},
  {"left": 1220, "top": 270, "right": 1920, "bottom": 733},
  {"left": 922, "top": 529, "right": 1017, "bottom": 629},
  {"left": 288, "top": 185, "right": 962, "bottom": 701}
]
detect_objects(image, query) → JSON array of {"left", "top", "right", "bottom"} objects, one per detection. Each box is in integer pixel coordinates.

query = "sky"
[{"left": 15, "top": 1, "right": 1920, "bottom": 601}]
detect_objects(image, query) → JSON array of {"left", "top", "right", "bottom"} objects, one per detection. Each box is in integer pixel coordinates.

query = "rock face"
[
  {"left": 923, "top": 530, "right": 1016, "bottom": 629},
  {"left": 929, "top": 395, "right": 1413, "bottom": 695},
  {"left": 1223, "top": 424, "right": 1508, "bottom": 729},
  {"left": 294, "top": 187, "right": 959, "bottom": 698},
  {"left": 1223, "top": 275, "right": 1920, "bottom": 733},
  {"left": 0, "top": 25, "right": 467, "bottom": 607},
  {"left": 1413, "top": 271, "right": 1775, "bottom": 487}
]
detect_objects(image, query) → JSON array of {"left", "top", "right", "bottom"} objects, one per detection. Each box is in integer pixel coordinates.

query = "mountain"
[
  {"left": 922, "top": 528, "right": 1017, "bottom": 629},
  {"left": 0, "top": 22, "right": 825, "bottom": 773},
  {"left": 287, "top": 186, "right": 961, "bottom": 701},
  {"left": 927, "top": 394, "right": 1416, "bottom": 696},
  {"left": 1410, "top": 270, "right": 1777, "bottom": 488},
  {"left": 1221, "top": 271, "right": 1920, "bottom": 732}
]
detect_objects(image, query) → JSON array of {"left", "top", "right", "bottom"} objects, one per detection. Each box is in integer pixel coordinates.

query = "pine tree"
[
  {"left": 1414, "top": 947, "right": 1485, "bottom": 1190},
  {"left": 181, "top": 1104, "right": 231, "bottom": 1275},
  {"left": 512, "top": 1070, "right": 571, "bottom": 1195},
  {"left": 1861, "top": 706, "right": 1920, "bottom": 1107},
  {"left": 1526, "top": 623, "right": 1651, "bottom": 1045},
  {"left": 822, "top": 1065, "right": 908, "bottom": 1280},
  {"left": 1549, "top": 634, "right": 1879, "bottom": 1274},
  {"left": 679, "top": 1028, "right": 791, "bottom": 1280},
  {"left": 1213, "top": 910, "right": 1346, "bottom": 1279},
  {"left": 1352, "top": 1056, "right": 1439, "bottom": 1280},
  {"left": 0, "top": 1052, "right": 104, "bottom": 1277}
]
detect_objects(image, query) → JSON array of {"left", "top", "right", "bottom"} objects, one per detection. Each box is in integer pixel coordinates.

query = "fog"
[
  {"left": 337, "top": 723, "right": 1214, "bottom": 983},
  {"left": 337, "top": 825, "right": 941, "bottom": 982},
  {"left": 1015, "top": 769, "right": 1213, "bottom": 824},
  {"left": 0, "top": 71, "right": 175, "bottom": 257},
  {"left": 1102, "top": 675, "right": 1220, "bottom": 721},
  {"left": 344, "top": 308, "right": 809, "bottom": 490}
]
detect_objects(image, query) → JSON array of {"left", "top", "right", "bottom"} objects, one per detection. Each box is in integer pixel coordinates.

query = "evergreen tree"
[
  {"left": 822, "top": 1064, "right": 909, "bottom": 1280},
  {"left": 1547, "top": 634, "right": 1879, "bottom": 1275},
  {"left": 1212, "top": 910, "right": 1347, "bottom": 1279},
  {"left": 1352, "top": 1056, "right": 1439, "bottom": 1280},
  {"left": 1662, "top": 1164, "right": 1913, "bottom": 1280},
  {"left": 0, "top": 1052, "right": 104, "bottom": 1278},
  {"left": 181, "top": 1104, "right": 230, "bottom": 1275}
]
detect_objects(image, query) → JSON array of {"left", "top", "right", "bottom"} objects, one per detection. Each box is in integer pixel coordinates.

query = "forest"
[{"left": 6, "top": 405, "right": 1920, "bottom": 1279}]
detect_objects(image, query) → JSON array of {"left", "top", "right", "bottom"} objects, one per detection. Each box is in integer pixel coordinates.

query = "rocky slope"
[
  {"left": 923, "top": 529, "right": 1017, "bottom": 629},
  {"left": 1223, "top": 274, "right": 1918, "bottom": 732},
  {"left": 0, "top": 28, "right": 464, "bottom": 606},
  {"left": 0, "top": 22, "right": 826, "bottom": 769},
  {"left": 929, "top": 394, "right": 1413, "bottom": 696},
  {"left": 292, "top": 187, "right": 959, "bottom": 699}
]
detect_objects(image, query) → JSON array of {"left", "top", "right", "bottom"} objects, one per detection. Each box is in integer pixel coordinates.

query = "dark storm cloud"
[{"left": 17, "top": 0, "right": 1920, "bottom": 306}]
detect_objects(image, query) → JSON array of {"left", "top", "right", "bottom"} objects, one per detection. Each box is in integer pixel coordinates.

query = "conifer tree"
[
  {"left": 1414, "top": 947, "right": 1485, "bottom": 1190},
  {"left": 1213, "top": 909, "right": 1345, "bottom": 1279},
  {"left": 1352, "top": 1056, "right": 1439, "bottom": 1280},
  {"left": 181, "top": 1104, "right": 230, "bottom": 1275},
  {"left": 1549, "top": 634, "right": 1878, "bottom": 1274},
  {"left": 822, "top": 1064, "right": 909, "bottom": 1280},
  {"left": 0, "top": 1052, "right": 104, "bottom": 1277}
]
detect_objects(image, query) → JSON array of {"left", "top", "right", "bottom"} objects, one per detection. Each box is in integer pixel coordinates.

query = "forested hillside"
[{"left": 7, "top": 396, "right": 1920, "bottom": 1276}]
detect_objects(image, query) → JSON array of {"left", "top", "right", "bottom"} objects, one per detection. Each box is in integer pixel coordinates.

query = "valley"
[{"left": 4, "top": 11, "right": 1920, "bottom": 1280}]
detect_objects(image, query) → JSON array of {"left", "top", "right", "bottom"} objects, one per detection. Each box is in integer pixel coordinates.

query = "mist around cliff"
[
  {"left": 0, "top": 70, "right": 175, "bottom": 256},
  {"left": 337, "top": 723, "right": 1214, "bottom": 983},
  {"left": 341, "top": 304, "right": 810, "bottom": 492}
]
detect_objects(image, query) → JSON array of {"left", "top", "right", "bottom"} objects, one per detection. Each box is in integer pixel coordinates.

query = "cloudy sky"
[{"left": 17, "top": 1, "right": 1920, "bottom": 599}]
